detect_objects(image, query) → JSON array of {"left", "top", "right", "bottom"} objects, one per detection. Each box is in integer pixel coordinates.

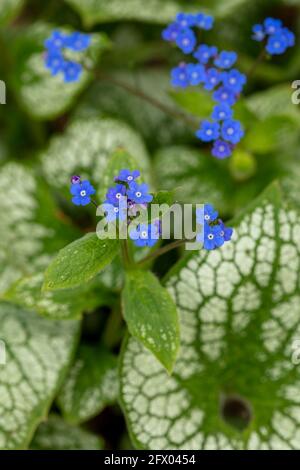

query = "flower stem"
[
  {"left": 88, "top": 66, "right": 199, "bottom": 129},
  {"left": 121, "top": 239, "right": 133, "bottom": 268},
  {"left": 138, "top": 239, "right": 187, "bottom": 266},
  {"left": 247, "top": 48, "right": 266, "bottom": 80}
]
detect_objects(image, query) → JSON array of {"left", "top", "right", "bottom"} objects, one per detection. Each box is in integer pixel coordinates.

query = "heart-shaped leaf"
[
  {"left": 0, "top": 302, "right": 79, "bottom": 450},
  {"left": 43, "top": 233, "right": 120, "bottom": 291},
  {"left": 30, "top": 415, "right": 103, "bottom": 450},
  {"left": 120, "top": 183, "right": 300, "bottom": 450},
  {"left": 122, "top": 270, "right": 180, "bottom": 373},
  {"left": 58, "top": 345, "right": 118, "bottom": 423}
]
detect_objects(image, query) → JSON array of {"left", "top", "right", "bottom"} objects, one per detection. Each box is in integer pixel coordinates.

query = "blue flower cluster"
[
  {"left": 44, "top": 30, "right": 91, "bottom": 82},
  {"left": 70, "top": 175, "right": 96, "bottom": 206},
  {"left": 104, "top": 170, "right": 160, "bottom": 247},
  {"left": 252, "top": 18, "right": 295, "bottom": 55},
  {"left": 197, "top": 204, "right": 233, "bottom": 250},
  {"left": 163, "top": 12, "right": 246, "bottom": 159}
]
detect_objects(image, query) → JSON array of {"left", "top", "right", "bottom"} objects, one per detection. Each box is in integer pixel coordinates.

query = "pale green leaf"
[
  {"left": 0, "top": 302, "right": 79, "bottom": 450},
  {"left": 43, "top": 233, "right": 120, "bottom": 291},
  {"left": 31, "top": 415, "right": 103, "bottom": 450},
  {"left": 122, "top": 270, "right": 180, "bottom": 373},
  {"left": 65, "top": 0, "right": 253, "bottom": 27},
  {"left": 120, "top": 183, "right": 300, "bottom": 449},
  {"left": 58, "top": 345, "right": 118, "bottom": 423},
  {"left": 0, "top": 162, "right": 79, "bottom": 295},
  {"left": 11, "top": 22, "right": 109, "bottom": 120},
  {"left": 42, "top": 116, "right": 151, "bottom": 196},
  {"left": 3, "top": 273, "right": 112, "bottom": 320}
]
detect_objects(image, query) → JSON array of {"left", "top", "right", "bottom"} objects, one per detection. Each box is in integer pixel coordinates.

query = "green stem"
[
  {"left": 88, "top": 66, "right": 199, "bottom": 129},
  {"left": 138, "top": 239, "right": 187, "bottom": 266}
]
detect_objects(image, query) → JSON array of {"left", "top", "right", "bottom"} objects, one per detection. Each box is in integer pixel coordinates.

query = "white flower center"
[
  {"left": 219, "top": 112, "right": 225, "bottom": 118},
  {"left": 141, "top": 231, "right": 148, "bottom": 238},
  {"left": 114, "top": 207, "right": 119, "bottom": 213},
  {"left": 204, "top": 52, "right": 209, "bottom": 58},
  {"left": 229, "top": 78, "right": 236, "bottom": 84},
  {"left": 208, "top": 234, "right": 214, "bottom": 240},
  {"left": 219, "top": 145, "right": 225, "bottom": 152},
  {"left": 116, "top": 193, "right": 122, "bottom": 199},
  {"left": 179, "top": 73, "right": 186, "bottom": 80},
  {"left": 206, "top": 129, "right": 213, "bottom": 136},
  {"left": 204, "top": 214, "right": 210, "bottom": 221},
  {"left": 274, "top": 41, "right": 280, "bottom": 48},
  {"left": 227, "top": 127, "right": 234, "bottom": 135},
  {"left": 127, "top": 176, "right": 133, "bottom": 181},
  {"left": 222, "top": 93, "right": 228, "bottom": 99},
  {"left": 136, "top": 191, "right": 142, "bottom": 198},
  {"left": 183, "top": 38, "right": 190, "bottom": 46},
  {"left": 80, "top": 190, "right": 86, "bottom": 197}
]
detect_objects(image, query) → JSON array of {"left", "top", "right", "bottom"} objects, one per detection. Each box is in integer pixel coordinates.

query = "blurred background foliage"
[{"left": 0, "top": 0, "right": 300, "bottom": 450}]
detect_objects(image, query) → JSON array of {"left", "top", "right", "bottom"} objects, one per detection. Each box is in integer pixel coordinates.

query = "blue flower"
[
  {"left": 176, "top": 28, "right": 196, "bottom": 54},
  {"left": 203, "top": 68, "right": 221, "bottom": 91},
  {"left": 219, "top": 221, "right": 233, "bottom": 242},
  {"left": 171, "top": 63, "right": 189, "bottom": 88},
  {"left": 281, "top": 27, "right": 295, "bottom": 47},
  {"left": 105, "top": 184, "right": 127, "bottom": 205},
  {"left": 44, "top": 30, "right": 67, "bottom": 51},
  {"left": 194, "top": 13, "right": 214, "bottom": 30},
  {"left": 63, "top": 61, "right": 83, "bottom": 83},
  {"left": 252, "top": 24, "right": 265, "bottom": 42},
  {"left": 65, "top": 32, "right": 91, "bottom": 51},
  {"left": 221, "top": 69, "right": 247, "bottom": 93},
  {"left": 194, "top": 45, "right": 218, "bottom": 64},
  {"left": 203, "top": 223, "right": 225, "bottom": 250},
  {"left": 211, "top": 139, "right": 233, "bottom": 159},
  {"left": 221, "top": 119, "right": 244, "bottom": 144},
  {"left": 176, "top": 13, "right": 196, "bottom": 29},
  {"left": 196, "top": 121, "right": 220, "bottom": 142},
  {"left": 186, "top": 63, "right": 205, "bottom": 85},
  {"left": 45, "top": 51, "right": 65, "bottom": 76},
  {"left": 127, "top": 182, "right": 153, "bottom": 204},
  {"left": 102, "top": 198, "right": 127, "bottom": 222},
  {"left": 214, "top": 51, "right": 237, "bottom": 69},
  {"left": 266, "top": 32, "right": 288, "bottom": 55},
  {"left": 212, "top": 104, "right": 233, "bottom": 121},
  {"left": 204, "top": 203, "right": 218, "bottom": 223},
  {"left": 129, "top": 223, "right": 160, "bottom": 247},
  {"left": 213, "top": 86, "right": 237, "bottom": 106},
  {"left": 115, "top": 169, "right": 140, "bottom": 183},
  {"left": 264, "top": 17, "right": 282, "bottom": 35},
  {"left": 70, "top": 180, "right": 96, "bottom": 206},
  {"left": 162, "top": 23, "right": 181, "bottom": 42}
]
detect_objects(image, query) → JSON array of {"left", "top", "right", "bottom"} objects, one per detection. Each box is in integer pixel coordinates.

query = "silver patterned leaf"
[
  {"left": 41, "top": 116, "right": 151, "bottom": 196},
  {"left": 120, "top": 183, "right": 300, "bottom": 450},
  {"left": 0, "top": 302, "right": 79, "bottom": 449},
  {"left": 30, "top": 415, "right": 103, "bottom": 450}
]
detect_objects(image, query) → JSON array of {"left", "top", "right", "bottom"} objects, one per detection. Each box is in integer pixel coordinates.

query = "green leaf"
[
  {"left": 100, "top": 148, "right": 140, "bottom": 200},
  {"left": 10, "top": 22, "right": 109, "bottom": 120},
  {"left": 30, "top": 415, "right": 103, "bottom": 450},
  {"left": 65, "top": 0, "right": 252, "bottom": 27},
  {"left": 3, "top": 273, "right": 113, "bottom": 320},
  {"left": 43, "top": 233, "right": 120, "bottom": 291},
  {"left": 120, "top": 183, "right": 300, "bottom": 449},
  {"left": 0, "top": 302, "right": 79, "bottom": 449},
  {"left": 0, "top": 0, "right": 24, "bottom": 25},
  {"left": 122, "top": 270, "right": 180, "bottom": 373},
  {"left": 58, "top": 345, "right": 118, "bottom": 423},
  {"left": 42, "top": 116, "right": 151, "bottom": 197},
  {"left": 0, "top": 162, "right": 79, "bottom": 295}
]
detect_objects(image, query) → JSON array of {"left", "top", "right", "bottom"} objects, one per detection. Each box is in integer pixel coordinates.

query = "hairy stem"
[{"left": 247, "top": 48, "right": 266, "bottom": 80}]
